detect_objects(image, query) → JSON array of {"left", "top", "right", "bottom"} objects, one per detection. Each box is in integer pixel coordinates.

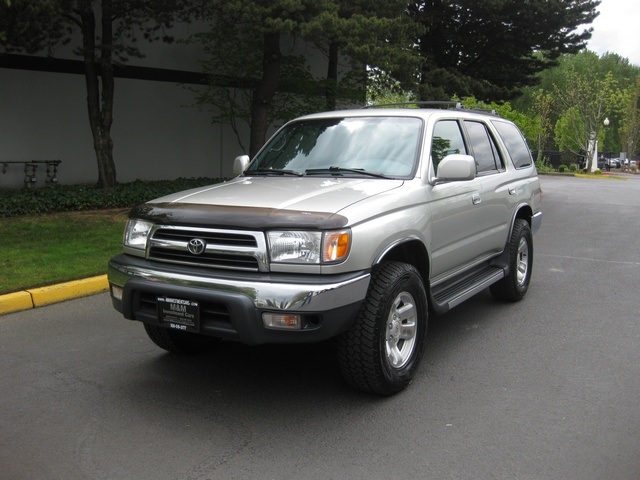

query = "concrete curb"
[{"left": 0, "top": 275, "right": 109, "bottom": 316}]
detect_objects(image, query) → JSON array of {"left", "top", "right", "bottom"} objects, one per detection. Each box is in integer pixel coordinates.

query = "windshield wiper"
[
  {"left": 249, "top": 168, "right": 304, "bottom": 177},
  {"left": 305, "top": 166, "right": 390, "bottom": 179}
]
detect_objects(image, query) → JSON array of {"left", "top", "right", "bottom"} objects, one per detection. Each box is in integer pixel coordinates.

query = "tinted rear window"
[
  {"left": 465, "top": 121, "right": 503, "bottom": 173},
  {"left": 492, "top": 121, "right": 533, "bottom": 169}
]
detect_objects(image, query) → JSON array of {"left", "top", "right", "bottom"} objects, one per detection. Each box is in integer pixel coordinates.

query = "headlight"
[
  {"left": 268, "top": 231, "right": 322, "bottom": 264},
  {"left": 123, "top": 219, "right": 153, "bottom": 250},
  {"left": 268, "top": 230, "right": 351, "bottom": 264}
]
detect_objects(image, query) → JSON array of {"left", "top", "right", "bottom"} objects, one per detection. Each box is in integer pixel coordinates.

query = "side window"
[
  {"left": 431, "top": 120, "right": 467, "bottom": 173},
  {"left": 492, "top": 120, "right": 533, "bottom": 169},
  {"left": 465, "top": 121, "right": 503, "bottom": 174}
]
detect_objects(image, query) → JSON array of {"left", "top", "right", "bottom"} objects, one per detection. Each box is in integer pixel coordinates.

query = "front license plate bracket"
[{"left": 157, "top": 296, "right": 200, "bottom": 332}]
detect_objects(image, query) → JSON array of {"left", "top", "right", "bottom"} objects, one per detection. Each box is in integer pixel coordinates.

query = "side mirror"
[
  {"left": 433, "top": 154, "right": 476, "bottom": 184},
  {"left": 233, "top": 155, "right": 250, "bottom": 177}
]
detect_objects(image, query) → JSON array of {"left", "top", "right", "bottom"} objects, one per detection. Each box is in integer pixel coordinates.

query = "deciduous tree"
[
  {"left": 1, "top": 0, "right": 195, "bottom": 187},
  {"left": 533, "top": 89, "right": 554, "bottom": 160},
  {"left": 553, "top": 66, "right": 616, "bottom": 169},
  {"left": 618, "top": 78, "right": 640, "bottom": 157},
  {"left": 515, "top": 51, "right": 640, "bottom": 154}
]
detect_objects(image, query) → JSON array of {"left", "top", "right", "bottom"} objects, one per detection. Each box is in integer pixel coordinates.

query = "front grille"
[
  {"left": 148, "top": 247, "right": 260, "bottom": 270},
  {"left": 147, "top": 226, "right": 267, "bottom": 271},
  {"left": 152, "top": 229, "right": 257, "bottom": 247}
]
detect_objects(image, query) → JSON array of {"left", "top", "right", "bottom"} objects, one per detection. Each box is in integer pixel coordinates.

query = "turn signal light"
[{"left": 323, "top": 231, "right": 350, "bottom": 262}]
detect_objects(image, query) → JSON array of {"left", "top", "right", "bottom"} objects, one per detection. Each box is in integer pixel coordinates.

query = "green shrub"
[
  {"left": 558, "top": 165, "right": 568, "bottom": 173},
  {"left": 568, "top": 164, "right": 577, "bottom": 172},
  {"left": 593, "top": 169, "right": 602, "bottom": 175},
  {"left": 0, "top": 177, "right": 222, "bottom": 217},
  {"left": 535, "top": 156, "right": 555, "bottom": 173}
]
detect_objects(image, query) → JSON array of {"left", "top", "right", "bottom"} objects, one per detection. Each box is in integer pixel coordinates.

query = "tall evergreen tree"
[
  {"left": 196, "top": 0, "right": 421, "bottom": 156},
  {"left": 408, "top": 0, "right": 600, "bottom": 101},
  {"left": 301, "top": 0, "right": 421, "bottom": 110},
  {"left": 194, "top": 0, "right": 331, "bottom": 157}
]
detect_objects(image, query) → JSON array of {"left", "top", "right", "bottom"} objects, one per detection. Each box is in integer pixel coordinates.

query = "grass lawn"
[{"left": 0, "top": 209, "right": 128, "bottom": 295}]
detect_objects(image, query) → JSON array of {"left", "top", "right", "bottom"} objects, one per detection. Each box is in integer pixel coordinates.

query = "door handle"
[
  {"left": 508, "top": 187, "right": 516, "bottom": 195},
  {"left": 472, "top": 193, "right": 481, "bottom": 205}
]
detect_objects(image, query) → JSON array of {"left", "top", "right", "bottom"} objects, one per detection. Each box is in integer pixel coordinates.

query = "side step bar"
[{"left": 430, "top": 266, "right": 505, "bottom": 315}]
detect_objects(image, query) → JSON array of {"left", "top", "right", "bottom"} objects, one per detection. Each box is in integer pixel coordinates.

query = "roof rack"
[
  {"left": 363, "top": 101, "right": 500, "bottom": 116},
  {"left": 363, "top": 101, "right": 463, "bottom": 110}
]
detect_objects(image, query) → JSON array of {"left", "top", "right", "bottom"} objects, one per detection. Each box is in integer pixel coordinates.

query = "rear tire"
[
  {"left": 143, "top": 324, "right": 218, "bottom": 354},
  {"left": 490, "top": 218, "right": 533, "bottom": 302},
  {"left": 337, "top": 262, "right": 428, "bottom": 395}
]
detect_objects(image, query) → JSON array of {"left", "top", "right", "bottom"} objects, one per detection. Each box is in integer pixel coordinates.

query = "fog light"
[
  {"left": 262, "top": 313, "right": 302, "bottom": 330},
  {"left": 110, "top": 284, "right": 123, "bottom": 301}
]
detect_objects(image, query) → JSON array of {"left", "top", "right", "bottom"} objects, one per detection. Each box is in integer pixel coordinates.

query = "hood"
[
  {"left": 150, "top": 176, "right": 404, "bottom": 214},
  {"left": 133, "top": 176, "right": 405, "bottom": 229}
]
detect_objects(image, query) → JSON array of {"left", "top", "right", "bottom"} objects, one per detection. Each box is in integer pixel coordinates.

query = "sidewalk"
[{"left": 0, "top": 275, "right": 109, "bottom": 315}]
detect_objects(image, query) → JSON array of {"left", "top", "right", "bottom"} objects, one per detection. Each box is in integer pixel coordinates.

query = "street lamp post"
[{"left": 603, "top": 117, "right": 610, "bottom": 170}]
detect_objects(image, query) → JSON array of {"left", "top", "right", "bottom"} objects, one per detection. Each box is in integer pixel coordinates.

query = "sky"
[{"left": 586, "top": 0, "right": 640, "bottom": 66}]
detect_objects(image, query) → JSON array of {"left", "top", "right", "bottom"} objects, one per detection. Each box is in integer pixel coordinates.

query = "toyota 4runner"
[{"left": 108, "top": 103, "right": 542, "bottom": 395}]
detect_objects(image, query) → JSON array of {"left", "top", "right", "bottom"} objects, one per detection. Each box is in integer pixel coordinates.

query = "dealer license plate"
[{"left": 157, "top": 296, "right": 200, "bottom": 332}]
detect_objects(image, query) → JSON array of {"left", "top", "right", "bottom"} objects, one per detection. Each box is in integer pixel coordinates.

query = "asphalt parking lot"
[{"left": 1, "top": 174, "right": 639, "bottom": 480}]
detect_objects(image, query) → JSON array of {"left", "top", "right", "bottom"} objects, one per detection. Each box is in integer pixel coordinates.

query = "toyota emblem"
[{"left": 187, "top": 238, "right": 206, "bottom": 255}]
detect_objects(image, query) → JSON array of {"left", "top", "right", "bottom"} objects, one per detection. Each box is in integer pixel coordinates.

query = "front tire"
[
  {"left": 143, "top": 324, "right": 218, "bottom": 354},
  {"left": 337, "top": 262, "right": 428, "bottom": 395},
  {"left": 490, "top": 218, "right": 533, "bottom": 302}
]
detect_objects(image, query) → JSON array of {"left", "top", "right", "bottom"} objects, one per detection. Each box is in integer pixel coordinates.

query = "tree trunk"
[
  {"left": 325, "top": 42, "right": 339, "bottom": 111},
  {"left": 79, "top": 0, "right": 117, "bottom": 188},
  {"left": 249, "top": 32, "right": 282, "bottom": 157}
]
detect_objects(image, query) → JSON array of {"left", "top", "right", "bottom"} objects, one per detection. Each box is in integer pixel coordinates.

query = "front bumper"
[{"left": 108, "top": 254, "right": 370, "bottom": 345}]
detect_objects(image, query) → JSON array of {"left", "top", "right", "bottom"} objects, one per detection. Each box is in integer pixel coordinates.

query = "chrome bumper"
[{"left": 108, "top": 255, "right": 370, "bottom": 313}]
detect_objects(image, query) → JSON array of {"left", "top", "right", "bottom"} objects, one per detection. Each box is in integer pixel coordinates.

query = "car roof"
[{"left": 295, "top": 106, "right": 504, "bottom": 123}]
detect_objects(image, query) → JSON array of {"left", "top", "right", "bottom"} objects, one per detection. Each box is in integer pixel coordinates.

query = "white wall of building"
[
  {"left": 0, "top": 66, "right": 246, "bottom": 188},
  {"left": 0, "top": 22, "right": 352, "bottom": 190}
]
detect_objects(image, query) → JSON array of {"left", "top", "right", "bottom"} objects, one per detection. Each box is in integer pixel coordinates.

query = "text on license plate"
[{"left": 157, "top": 296, "right": 200, "bottom": 332}]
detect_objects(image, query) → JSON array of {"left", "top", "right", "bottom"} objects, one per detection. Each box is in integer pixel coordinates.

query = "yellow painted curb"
[
  {"left": 0, "top": 291, "right": 34, "bottom": 315},
  {"left": 28, "top": 275, "right": 109, "bottom": 307},
  {"left": 0, "top": 275, "right": 110, "bottom": 316}
]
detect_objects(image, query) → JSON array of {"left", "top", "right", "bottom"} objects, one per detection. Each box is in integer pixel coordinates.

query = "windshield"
[{"left": 246, "top": 116, "right": 422, "bottom": 178}]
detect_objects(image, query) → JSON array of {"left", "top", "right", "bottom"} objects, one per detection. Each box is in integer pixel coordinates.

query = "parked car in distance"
[
  {"left": 607, "top": 158, "right": 621, "bottom": 169},
  {"left": 597, "top": 158, "right": 606, "bottom": 169}
]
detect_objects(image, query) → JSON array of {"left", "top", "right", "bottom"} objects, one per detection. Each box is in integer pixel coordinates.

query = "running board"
[{"left": 430, "top": 266, "right": 505, "bottom": 315}]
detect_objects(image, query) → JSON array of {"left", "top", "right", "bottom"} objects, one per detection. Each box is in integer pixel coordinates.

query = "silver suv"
[{"left": 108, "top": 104, "right": 542, "bottom": 395}]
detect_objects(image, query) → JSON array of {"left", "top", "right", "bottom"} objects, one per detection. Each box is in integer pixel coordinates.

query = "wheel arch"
[
  {"left": 513, "top": 203, "right": 533, "bottom": 229},
  {"left": 491, "top": 206, "right": 534, "bottom": 272},
  {"left": 375, "top": 238, "right": 430, "bottom": 292}
]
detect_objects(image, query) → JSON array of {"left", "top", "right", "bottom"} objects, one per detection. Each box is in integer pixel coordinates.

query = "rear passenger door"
[{"left": 462, "top": 119, "right": 512, "bottom": 258}]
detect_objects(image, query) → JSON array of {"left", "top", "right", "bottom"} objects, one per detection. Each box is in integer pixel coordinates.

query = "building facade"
[{"left": 1, "top": 22, "right": 353, "bottom": 189}]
